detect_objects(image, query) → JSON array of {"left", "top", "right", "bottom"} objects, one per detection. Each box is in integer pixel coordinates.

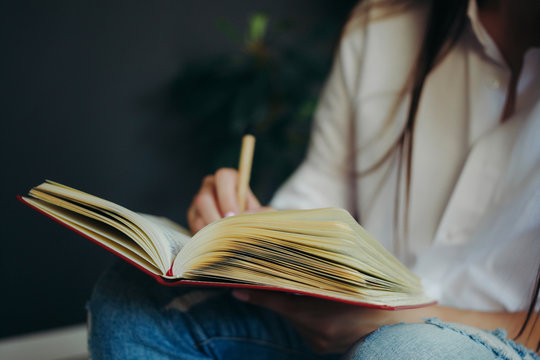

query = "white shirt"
[{"left": 270, "top": 0, "right": 540, "bottom": 312}]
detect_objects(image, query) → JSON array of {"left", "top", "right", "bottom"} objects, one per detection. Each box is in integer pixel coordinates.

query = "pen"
[{"left": 237, "top": 134, "right": 256, "bottom": 213}]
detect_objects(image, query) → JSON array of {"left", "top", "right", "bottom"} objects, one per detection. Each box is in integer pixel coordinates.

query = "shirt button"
[
  {"left": 439, "top": 230, "right": 451, "bottom": 243},
  {"left": 487, "top": 78, "right": 501, "bottom": 89},
  {"left": 438, "top": 230, "right": 467, "bottom": 244}
]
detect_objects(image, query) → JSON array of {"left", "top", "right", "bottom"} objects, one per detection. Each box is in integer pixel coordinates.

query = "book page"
[
  {"left": 172, "top": 208, "right": 430, "bottom": 306},
  {"left": 29, "top": 189, "right": 162, "bottom": 265},
  {"left": 31, "top": 181, "right": 190, "bottom": 273},
  {"left": 138, "top": 213, "right": 191, "bottom": 259},
  {"left": 23, "top": 197, "right": 162, "bottom": 275},
  {"left": 176, "top": 209, "right": 415, "bottom": 284}
]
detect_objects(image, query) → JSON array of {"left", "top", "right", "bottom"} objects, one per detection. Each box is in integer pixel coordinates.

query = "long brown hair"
[
  {"left": 400, "top": 0, "right": 538, "bottom": 350},
  {"left": 348, "top": 0, "right": 538, "bottom": 350},
  {"left": 342, "top": 0, "right": 469, "bottom": 242},
  {"left": 517, "top": 264, "right": 540, "bottom": 351},
  {"left": 400, "top": 0, "right": 468, "bottom": 231}
]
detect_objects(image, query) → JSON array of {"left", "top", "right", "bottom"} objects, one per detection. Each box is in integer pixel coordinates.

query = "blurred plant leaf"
[
  {"left": 171, "top": 6, "right": 355, "bottom": 202},
  {"left": 247, "top": 13, "right": 268, "bottom": 45}
]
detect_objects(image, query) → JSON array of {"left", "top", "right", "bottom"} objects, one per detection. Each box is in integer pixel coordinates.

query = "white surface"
[{"left": 0, "top": 324, "right": 88, "bottom": 360}]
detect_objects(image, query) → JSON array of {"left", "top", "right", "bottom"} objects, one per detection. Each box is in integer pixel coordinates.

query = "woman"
[{"left": 88, "top": 0, "right": 540, "bottom": 358}]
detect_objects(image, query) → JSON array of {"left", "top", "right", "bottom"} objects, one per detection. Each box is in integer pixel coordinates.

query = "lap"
[
  {"left": 88, "top": 262, "right": 538, "bottom": 360},
  {"left": 87, "top": 261, "right": 335, "bottom": 360},
  {"left": 345, "top": 319, "right": 539, "bottom": 360}
]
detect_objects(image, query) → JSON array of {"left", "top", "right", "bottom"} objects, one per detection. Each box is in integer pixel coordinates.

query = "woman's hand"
[
  {"left": 187, "top": 168, "right": 270, "bottom": 233},
  {"left": 232, "top": 289, "right": 395, "bottom": 354},
  {"left": 231, "top": 289, "right": 540, "bottom": 354}
]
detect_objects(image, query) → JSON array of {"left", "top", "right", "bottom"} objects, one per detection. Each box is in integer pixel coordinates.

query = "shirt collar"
[{"left": 466, "top": 0, "right": 507, "bottom": 65}]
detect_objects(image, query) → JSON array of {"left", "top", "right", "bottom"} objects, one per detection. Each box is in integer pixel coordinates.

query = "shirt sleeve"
[{"left": 270, "top": 29, "right": 363, "bottom": 213}]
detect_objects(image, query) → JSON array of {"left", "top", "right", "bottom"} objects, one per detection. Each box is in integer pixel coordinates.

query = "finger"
[
  {"left": 187, "top": 204, "right": 198, "bottom": 231},
  {"left": 214, "top": 168, "right": 240, "bottom": 216},
  {"left": 233, "top": 289, "right": 351, "bottom": 318},
  {"left": 292, "top": 325, "right": 334, "bottom": 354},
  {"left": 190, "top": 216, "right": 207, "bottom": 234},
  {"left": 193, "top": 176, "right": 221, "bottom": 226},
  {"left": 232, "top": 290, "right": 302, "bottom": 315},
  {"left": 188, "top": 202, "right": 216, "bottom": 234},
  {"left": 245, "top": 187, "right": 261, "bottom": 211}
]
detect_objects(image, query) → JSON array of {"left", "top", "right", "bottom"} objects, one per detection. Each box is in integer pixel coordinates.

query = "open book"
[{"left": 19, "top": 181, "right": 434, "bottom": 310}]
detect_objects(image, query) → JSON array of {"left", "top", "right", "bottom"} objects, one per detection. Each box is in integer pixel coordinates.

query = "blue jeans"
[{"left": 88, "top": 262, "right": 539, "bottom": 360}]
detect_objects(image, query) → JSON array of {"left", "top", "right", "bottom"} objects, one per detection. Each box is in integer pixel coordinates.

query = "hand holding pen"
[{"left": 187, "top": 134, "right": 271, "bottom": 234}]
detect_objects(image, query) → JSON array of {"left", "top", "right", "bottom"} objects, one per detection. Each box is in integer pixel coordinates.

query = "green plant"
[{"left": 172, "top": 12, "right": 344, "bottom": 202}]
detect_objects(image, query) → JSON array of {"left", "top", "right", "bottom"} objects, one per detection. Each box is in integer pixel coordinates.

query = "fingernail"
[
  {"left": 224, "top": 211, "right": 236, "bottom": 218},
  {"left": 232, "top": 289, "right": 250, "bottom": 302}
]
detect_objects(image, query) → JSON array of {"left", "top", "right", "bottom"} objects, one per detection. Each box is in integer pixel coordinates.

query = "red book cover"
[{"left": 18, "top": 195, "right": 436, "bottom": 311}]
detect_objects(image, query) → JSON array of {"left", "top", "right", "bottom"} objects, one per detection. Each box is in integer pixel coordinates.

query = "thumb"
[{"left": 232, "top": 289, "right": 297, "bottom": 315}]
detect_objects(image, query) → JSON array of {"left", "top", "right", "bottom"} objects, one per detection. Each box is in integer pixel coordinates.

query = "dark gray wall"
[{"left": 0, "top": 0, "right": 355, "bottom": 338}]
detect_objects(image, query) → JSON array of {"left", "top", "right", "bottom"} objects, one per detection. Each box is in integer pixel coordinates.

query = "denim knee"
[
  {"left": 86, "top": 261, "right": 316, "bottom": 360},
  {"left": 344, "top": 319, "right": 539, "bottom": 360},
  {"left": 87, "top": 262, "right": 206, "bottom": 359}
]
